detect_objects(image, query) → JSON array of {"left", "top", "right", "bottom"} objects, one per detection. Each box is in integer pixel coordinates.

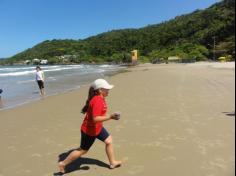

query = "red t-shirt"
[{"left": 81, "top": 95, "right": 107, "bottom": 136}]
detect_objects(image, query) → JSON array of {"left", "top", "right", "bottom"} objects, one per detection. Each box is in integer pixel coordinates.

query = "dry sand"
[{"left": 0, "top": 62, "right": 235, "bottom": 176}]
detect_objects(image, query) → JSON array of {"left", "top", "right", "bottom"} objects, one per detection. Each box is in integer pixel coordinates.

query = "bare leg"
[
  {"left": 40, "top": 88, "right": 45, "bottom": 96},
  {"left": 104, "top": 135, "right": 122, "bottom": 169},
  {"left": 58, "top": 148, "right": 87, "bottom": 173}
]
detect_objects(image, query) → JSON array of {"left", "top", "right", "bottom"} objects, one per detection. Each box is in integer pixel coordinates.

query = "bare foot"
[
  {"left": 58, "top": 162, "right": 65, "bottom": 173},
  {"left": 110, "top": 161, "right": 122, "bottom": 169}
]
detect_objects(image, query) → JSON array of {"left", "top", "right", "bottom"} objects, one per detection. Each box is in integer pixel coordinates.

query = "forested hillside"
[{"left": 3, "top": 0, "right": 235, "bottom": 64}]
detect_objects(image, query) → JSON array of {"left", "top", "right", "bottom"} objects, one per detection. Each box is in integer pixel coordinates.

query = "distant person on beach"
[
  {"left": 58, "top": 79, "right": 122, "bottom": 174},
  {"left": 35, "top": 66, "right": 45, "bottom": 96},
  {"left": 0, "top": 89, "right": 3, "bottom": 108}
]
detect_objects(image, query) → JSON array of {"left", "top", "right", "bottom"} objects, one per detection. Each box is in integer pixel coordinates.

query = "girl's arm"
[
  {"left": 42, "top": 72, "right": 45, "bottom": 82},
  {"left": 93, "top": 113, "right": 119, "bottom": 122}
]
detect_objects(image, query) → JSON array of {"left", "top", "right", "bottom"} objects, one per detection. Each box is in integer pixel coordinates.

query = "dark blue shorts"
[
  {"left": 37, "top": 80, "right": 44, "bottom": 89},
  {"left": 80, "top": 127, "right": 110, "bottom": 151}
]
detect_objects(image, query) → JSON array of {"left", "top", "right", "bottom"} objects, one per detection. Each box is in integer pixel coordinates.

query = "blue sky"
[{"left": 0, "top": 0, "right": 220, "bottom": 58}]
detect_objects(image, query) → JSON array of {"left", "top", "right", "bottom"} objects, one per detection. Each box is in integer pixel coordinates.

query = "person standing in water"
[
  {"left": 35, "top": 66, "right": 45, "bottom": 96},
  {"left": 58, "top": 79, "right": 122, "bottom": 174}
]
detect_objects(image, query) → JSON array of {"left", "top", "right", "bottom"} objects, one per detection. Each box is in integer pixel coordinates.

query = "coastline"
[
  {"left": 0, "top": 62, "right": 235, "bottom": 176},
  {"left": 0, "top": 64, "right": 125, "bottom": 111}
]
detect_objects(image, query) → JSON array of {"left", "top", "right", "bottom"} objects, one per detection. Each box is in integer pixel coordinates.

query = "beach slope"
[{"left": 0, "top": 63, "right": 235, "bottom": 176}]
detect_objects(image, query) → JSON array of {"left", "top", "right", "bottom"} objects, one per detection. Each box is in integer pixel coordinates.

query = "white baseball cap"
[{"left": 92, "top": 79, "right": 114, "bottom": 90}]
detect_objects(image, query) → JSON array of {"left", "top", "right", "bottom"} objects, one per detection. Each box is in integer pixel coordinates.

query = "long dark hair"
[
  {"left": 36, "top": 66, "right": 41, "bottom": 70},
  {"left": 81, "top": 86, "right": 98, "bottom": 114}
]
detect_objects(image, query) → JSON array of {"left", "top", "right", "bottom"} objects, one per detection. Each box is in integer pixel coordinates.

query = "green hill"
[{"left": 4, "top": 0, "right": 235, "bottom": 64}]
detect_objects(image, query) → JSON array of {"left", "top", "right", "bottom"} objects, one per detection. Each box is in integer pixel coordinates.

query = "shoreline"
[{"left": 0, "top": 66, "right": 127, "bottom": 111}]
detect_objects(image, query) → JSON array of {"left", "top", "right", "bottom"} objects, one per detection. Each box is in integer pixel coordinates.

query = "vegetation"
[{"left": 1, "top": 0, "right": 235, "bottom": 65}]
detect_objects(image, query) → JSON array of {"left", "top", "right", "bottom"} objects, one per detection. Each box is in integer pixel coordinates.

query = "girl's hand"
[{"left": 110, "top": 112, "right": 121, "bottom": 120}]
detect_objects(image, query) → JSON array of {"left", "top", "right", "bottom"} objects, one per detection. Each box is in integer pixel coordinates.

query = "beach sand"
[{"left": 0, "top": 62, "right": 235, "bottom": 176}]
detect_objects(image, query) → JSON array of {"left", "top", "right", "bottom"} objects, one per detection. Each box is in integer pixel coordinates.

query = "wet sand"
[{"left": 0, "top": 62, "right": 235, "bottom": 176}]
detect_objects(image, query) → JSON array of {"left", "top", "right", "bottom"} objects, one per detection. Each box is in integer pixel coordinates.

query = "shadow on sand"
[
  {"left": 53, "top": 149, "right": 110, "bottom": 175},
  {"left": 223, "top": 111, "right": 235, "bottom": 117}
]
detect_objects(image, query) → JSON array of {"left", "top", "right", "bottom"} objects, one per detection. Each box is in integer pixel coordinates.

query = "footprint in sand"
[
  {"left": 154, "top": 141, "right": 162, "bottom": 147},
  {"left": 122, "top": 156, "right": 129, "bottom": 162},
  {"left": 57, "top": 143, "right": 63, "bottom": 147},
  {"left": 115, "top": 125, "right": 125, "bottom": 132},
  {"left": 31, "top": 153, "right": 42, "bottom": 158},
  {"left": 140, "top": 141, "right": 162, "bottom": 147},
  {"left": 185, "top": 128, "right": 197, "bottom": 135},
  {"left": 198, "top": 145, "right": 207, "bottom": 155},
  {"left": 7, "top": 145, "right": 17, "bottom": 152},
  {"left": 209, "top": 158, "right": 227, "bottom": 170},
  {"left": 127, "top": 165, "right": 144, "bottom": 175},
  {"left": 161, "top": 144, "right": 175, "bottom": 150},
  {"left": 201, "top": 158, "right": 228, "bottom": 171},
  {"left": 162, "top": 156, "right": 177, "bottom": 161},
  {"left": 174, "top": 137, "right": 186, "bottom": 141}
]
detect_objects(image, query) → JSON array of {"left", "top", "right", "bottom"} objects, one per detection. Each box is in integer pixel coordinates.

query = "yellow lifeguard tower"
[{"left": 131, "top": 50, "right": 138, "bottom": 65}]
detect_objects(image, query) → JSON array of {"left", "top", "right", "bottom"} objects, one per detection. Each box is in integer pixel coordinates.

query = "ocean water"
[{"left": 0, "top": 64, "right": 125, "bottom": 110}]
